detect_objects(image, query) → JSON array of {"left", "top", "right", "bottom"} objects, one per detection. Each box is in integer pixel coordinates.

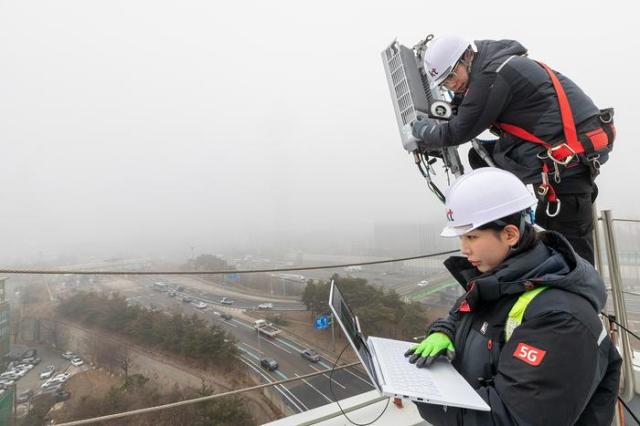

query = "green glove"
[{"left": 404, "top": 332, "right": 455, "bottom": 368}]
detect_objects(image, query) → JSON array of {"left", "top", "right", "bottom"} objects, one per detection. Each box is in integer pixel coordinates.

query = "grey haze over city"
[{"left": 0, "top": 0, "right": 638, "bottom": 265}]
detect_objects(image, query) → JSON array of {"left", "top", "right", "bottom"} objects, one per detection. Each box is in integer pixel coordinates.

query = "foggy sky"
[{"left": 1, "top": 0, "right": 638, "bottom": 263}]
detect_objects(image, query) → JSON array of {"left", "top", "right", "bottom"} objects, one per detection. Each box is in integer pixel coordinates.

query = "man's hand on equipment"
[
  {"left": 404, "top": 332, "right": 455, "bottom": 368},
  {"left": 411, "top": 116, "right": 437, "bottom": 141}
]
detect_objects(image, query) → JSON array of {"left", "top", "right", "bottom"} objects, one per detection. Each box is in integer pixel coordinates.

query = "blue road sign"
[{"left": 314, "top": 315, "right": 329, "bottom": 330}]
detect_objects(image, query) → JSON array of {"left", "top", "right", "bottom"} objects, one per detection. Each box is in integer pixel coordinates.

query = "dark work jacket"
[
  {"left": 415, "top": 231, "right": 621, "bottom": 426},
  {"left": 422, "top": 40, "right": 603, "bottom": 194}
]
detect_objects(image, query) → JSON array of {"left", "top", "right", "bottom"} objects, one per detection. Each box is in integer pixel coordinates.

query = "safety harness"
[{"left": 495, "top": 61, "right": 615, "bottom": 217}]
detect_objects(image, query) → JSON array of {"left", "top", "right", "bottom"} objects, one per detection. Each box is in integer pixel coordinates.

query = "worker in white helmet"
[
  {"left": 405, "top": 167, "right": 620, "bottom": 425},
  {"left": 411, "top": 35, "right": 615, "bottom": 266}
]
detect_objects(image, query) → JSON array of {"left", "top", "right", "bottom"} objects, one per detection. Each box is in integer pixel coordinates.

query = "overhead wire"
[
  {"left": 55, "top": 362, "right": 360, "bottom": 426},
  {"left": 0, "top": 249, "right": 459, "bottom": 276}
]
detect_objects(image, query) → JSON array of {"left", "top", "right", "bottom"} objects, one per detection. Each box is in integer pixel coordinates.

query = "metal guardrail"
[{"left": 599, "top": 210, "right": 635, "bottom": 404}]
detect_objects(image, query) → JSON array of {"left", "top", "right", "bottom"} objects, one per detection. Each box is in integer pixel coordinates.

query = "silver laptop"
[{"left": 329, "top": 281, "right": 490, "bottom": 411}]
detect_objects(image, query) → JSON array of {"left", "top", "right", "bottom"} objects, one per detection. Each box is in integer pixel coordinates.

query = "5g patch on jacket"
[{"left": 513, "top": 342, "right": 546, "bottom": 366}]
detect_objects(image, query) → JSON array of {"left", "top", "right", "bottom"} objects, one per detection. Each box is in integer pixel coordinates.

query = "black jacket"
[
  {"left": 415, "top": 231, "right": 621, "bottom": 425},
  {"left": 422, "top": 39, "right": 603, "bottom": 194}
]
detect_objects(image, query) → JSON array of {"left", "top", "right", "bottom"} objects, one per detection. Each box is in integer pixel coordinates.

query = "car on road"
[
  {"left": 417, "top": 280, "right": 429, "bottom": 287},
  {"left": 220, "top": 312, "right": 233, "bottom": 321},
  {"left": 61, "top": 351, "right": 76, "bottom": 360},
  {"left": 257, "top": 303, "right": 273, "bottom": 310},
  {"left": 17, "top": 389, "right": 34, "bottom": 403},
  {"left": 40, "top": 365, "right": 56, "bottom": 380},
  {"left": 192, "top": 301, "right": 207, "bottom": 309},
  {"left": 301, "top": 348, "right": 321, "bottom": 363},
  {"left": 70, "top": 357, "right": 84, "bottom": 367},
  {"left": 220, "top": 297, "right": 234, "bottom": 305},
  {"left": 260, "top": 358, "right": 279, "bottom": 372},
  {"left": 168, "top": 291, "right": 176, "bottom": 297},
  {"left": 175, "top": 285, "right": 185, "bottom": 292},
  {"left": 181, "top": 296, "right": 193, "bottom": 303}
]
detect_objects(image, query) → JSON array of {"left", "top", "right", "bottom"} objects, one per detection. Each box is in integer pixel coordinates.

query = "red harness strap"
[{"left": 495, "top": 61, "right": 585, "bottom": 164}]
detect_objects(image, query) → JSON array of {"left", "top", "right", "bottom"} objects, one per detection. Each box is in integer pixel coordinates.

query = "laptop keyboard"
[{"left": 372, "top": 338, "right": 441, "bottom": 397}]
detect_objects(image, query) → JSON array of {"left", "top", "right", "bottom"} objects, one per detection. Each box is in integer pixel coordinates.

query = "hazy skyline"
[{"left": 1, "top": 1, "right": 638, "bottom": 263}]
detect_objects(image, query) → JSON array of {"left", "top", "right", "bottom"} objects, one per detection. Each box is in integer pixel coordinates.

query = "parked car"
[
  {"left": 175, "top": 285, "right": 185, "bottom": 292},
  {"left": 0, "top": 372, "right": 19, "bottom": 381},
  {"left": 181, "top": 296, "right": 193, "bottom": 303},
  {"left": 257, "top": 303, "right": 273, "bottom": 310},
  {"left": 61, "top": 351, "right": 75, "bottom": 360},
  {"left": 41, "top": 383, "right": 64, "bottom": 393},
  {"left": 301, "top": 348, "right": 321, "bottom": 363},
  {"left": 70, "top": 357, "right": 84, "bottom": 367},
  {"left": 17, "top": 389, "right": 34, "bottom": 403},
  {"left": 167, "top": 291, "right": 176, "bottom": 297},
  {"left": 21, "top": 349, "right": 37, "bottom": 359},
  {"left": 0, "top": 379, "right": 15, "bottom": 389},
  {"left": 40, "top": 365, "right": 56, "bottom": 380},
  {"left": 417, "top": 280, "right": 430, "bottom": 287},
  {"left": 260, "top": 358, "right": 278, "bottom": 372},
  {"left": 22, "top": 356, "right": 41, "bottom": 365},
  {"left": 42, "top": 372, "right": 70, "bottom": 388},
  {"left": 220, "top": 297, "right": 234, "bottom": 305},
  {"left": 220, "top": 312, "right": 233, "bottom": 321},
  {"left": 54, "top": 372, "right": 71, "bottom": 382}
]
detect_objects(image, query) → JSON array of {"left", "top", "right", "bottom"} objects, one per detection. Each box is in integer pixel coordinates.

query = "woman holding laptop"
[{"left": 406, "top": 167, "right": 620, "bottom": 425}]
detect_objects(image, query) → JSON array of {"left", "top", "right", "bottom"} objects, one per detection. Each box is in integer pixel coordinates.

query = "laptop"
[{"left": 329, "top": 281, "right": 490, "bottom": 411}]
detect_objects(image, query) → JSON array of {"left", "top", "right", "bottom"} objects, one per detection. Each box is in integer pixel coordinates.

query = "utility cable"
[
  {"left": 0, "top": 249, "right": 458, "bottom": 276},
  {"left": 618, "top": 396, "right": 640, "bottom": 425},
  {"left": 329, "top": 342, "right": 390, "bottom": 425},
  {"left": 55, "top": 361, "right": 360, "bottom": 426},
  {"left": 602, "top": 313, "right": 640, "bottom": 343},
  {"left": 602, "top": 313, "right": 640, "bottom": 423}
]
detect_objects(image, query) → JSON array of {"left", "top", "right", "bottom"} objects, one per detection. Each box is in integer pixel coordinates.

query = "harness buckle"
[
  {"left": 547, "top": 143, "right": 576, "bottom": 166},
  {"left": 537, "top": 185, "right": 549, "bottom": 197}
]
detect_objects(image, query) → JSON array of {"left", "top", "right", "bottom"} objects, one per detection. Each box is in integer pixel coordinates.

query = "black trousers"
[{"left": 535, "top": 193, "right": 595, "bottom": 265}]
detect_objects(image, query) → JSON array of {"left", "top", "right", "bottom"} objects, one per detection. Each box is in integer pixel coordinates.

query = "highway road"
[
  {"left": 106, "top": 277, "right": 375, "bottom": 413},
  {"left": 134, "top": 275, "right": 308, "bottom": 311}
]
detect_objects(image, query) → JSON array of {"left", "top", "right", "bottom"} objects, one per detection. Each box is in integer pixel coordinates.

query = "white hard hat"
[
  {"left": 441, "top": 168, "right": 538, "bottom": 238},
  {"left": 424, "top": 35, "right": 474, "bottom": 88}
]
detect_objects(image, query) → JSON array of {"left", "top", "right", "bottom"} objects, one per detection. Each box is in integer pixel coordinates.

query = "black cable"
[
  {"left": 602, "top": 312, "right": 640, "bottom": 343},
  {"left": 329, "top": 342, "right": 390, "bottom": 425},
  {"left": 0, "top": 249, "right": 459, "bottom": 276},
  {"left": 601, "top": 313, "right": 640, "bottom": 423},
  {"left": 618, "top": 396, "right": 640, "bottom": 425}
]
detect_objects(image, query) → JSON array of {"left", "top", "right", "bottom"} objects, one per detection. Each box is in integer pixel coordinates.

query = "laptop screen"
[{"left": 329, "top": 281, "right": 381, "bottom": 391}]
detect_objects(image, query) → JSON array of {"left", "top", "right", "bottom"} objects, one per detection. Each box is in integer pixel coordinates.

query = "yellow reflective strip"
[{"left": 505, "top": 286, "right": 547, "bottom": 341}]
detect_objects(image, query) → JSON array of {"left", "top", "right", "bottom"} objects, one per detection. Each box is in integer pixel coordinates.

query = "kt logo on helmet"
[
  {"left": 446, "top": 209, "right": 454, "bottom": 222},
  {"left": 429, "top": 67, "right": 438, "bottom": 77}
]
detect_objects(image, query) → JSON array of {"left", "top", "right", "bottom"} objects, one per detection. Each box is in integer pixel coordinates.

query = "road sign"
[
  {"left": 226, "top": 273, "right": 240, "bottom": 282},
  {"left": 314, "top": 315, "right": 329, "bottom": 330}
]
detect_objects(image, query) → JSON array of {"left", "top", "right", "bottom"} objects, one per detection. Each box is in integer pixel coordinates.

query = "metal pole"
[
  {"left": 592, "top": 203, "right": 604, "bottom": 274},
  {"left": 331, "top": 313, "right": 335, "bottom": 352},
  {"left": 602, "top": 209, "right": 635, "bottom": 402},
  {"left": 603, "top": 315, "right": 623, "bottom": 426}
]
